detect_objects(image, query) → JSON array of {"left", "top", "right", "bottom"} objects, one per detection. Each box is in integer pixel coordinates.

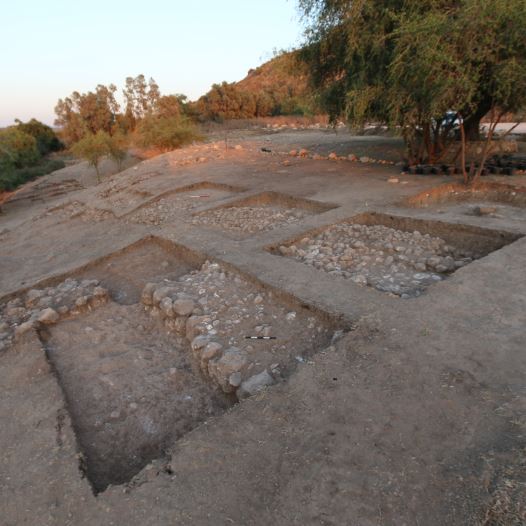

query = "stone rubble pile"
[
  {"left": 128, "top": 190, "right": 232, "bottom": 226},
  {"left": 192, "top": 206, "right": 309, "bottom": 234},
  {"left": 0, "top": 279, "right": 109, "bottom": 352},
  {"left": 279, "top": 223, "right": 474, "bottom": 297},
  {"left": 141, "top": 261, "right": 331, "bottom": 399},
  {"left": 37, "top": 201, "right": 113, "bottom": 223}
]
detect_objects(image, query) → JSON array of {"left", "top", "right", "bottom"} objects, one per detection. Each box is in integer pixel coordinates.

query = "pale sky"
[{"left": 0, "top": 0, "right": 303, "bottom": 127}]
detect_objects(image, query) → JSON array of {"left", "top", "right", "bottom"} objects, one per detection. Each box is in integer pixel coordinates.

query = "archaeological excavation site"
[{"left": 1, "top": 131, "right": 526, "bottom": 525}]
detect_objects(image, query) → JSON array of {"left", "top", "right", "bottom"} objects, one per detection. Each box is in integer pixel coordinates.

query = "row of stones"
[
  {"left": 288, "top": 148, "right": 396, "bottom": 165},
  {"left": 0, "top": 279, "right": 109, "bottom": 352},
  {"left": 141, "top": 275, "right": 275, "bottom": 400}
]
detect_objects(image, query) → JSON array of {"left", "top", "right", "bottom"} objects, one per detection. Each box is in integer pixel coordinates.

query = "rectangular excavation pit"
[
  {"left": 191, "top": 191, "right": 338, "bottom": 237},
  {"left": 16, "top": 238, "right": 345, "bottom": 494},
  {"left": 269, "top": 212, "right": 522, "bottom": 298},
  {"left": 72, "top": 236, "right": 204, "bottom": 305},
  {"left": 403, "top": 182, "right": 526, "bottom": 224},
  {"left": 124, "top": 181, "right": 246, "bottom": 225}
]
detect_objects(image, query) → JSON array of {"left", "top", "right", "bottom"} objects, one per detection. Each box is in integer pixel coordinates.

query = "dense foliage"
[
  {"left": 299, "top": 0, "right": 526, "bottom": 164},
  {"left": 194, "top": 51, "right": 317, "bottom": 121}
]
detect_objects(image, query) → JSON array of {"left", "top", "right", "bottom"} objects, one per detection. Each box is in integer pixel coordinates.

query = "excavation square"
[
  {"left": 191, "top": 191, "right": 337, "bottom": 236},
  {"left": 125, "top": 182, "right": 245, "bottom": 225},
  {"left": 272, "top": 212, "right": 521, "bottom": 297},
  {"left": 405, "top": 182, "right": 526, "bottom": 225},
  {"left": 24, "top": 245, "right": 342, "bottom": 494},
  {"left": 74, "top": 237, "right": 203, "bottom": 304},
  {"left": 41, "top": 302, "right": 234, "bottom": 494}
]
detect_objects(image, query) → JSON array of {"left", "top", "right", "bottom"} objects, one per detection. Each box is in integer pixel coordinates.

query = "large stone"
[
  {"left": 159, "top": 297, "right": 174, "bottom": 317},
  {"left": 172, "top": 298, "right": 195, "bottom": 317},
  {"left": 190, "top": 335, "right": 211, "bottom": 359},
  {"left": 25, "top": 289, "right": 44, "bottom": 308},
  {"left": 200, "top": 342, "right": 223, "bottom": 372},
  {"left": 38, "top": 308, "right": 59, "bottom": 324},
  {"left": 237, "top": 370, "right": 274, "bottom": 399},
  {"left": 208, "top": 347, "right": 248, "bottom": 392}
]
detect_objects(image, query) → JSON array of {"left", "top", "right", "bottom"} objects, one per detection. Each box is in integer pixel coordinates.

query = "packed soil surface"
[
  {"left": 1, "top": 128, "right": 525, "bottom": 526},
  {"left": 41, "top": 301, "right": 234, "bottom": 493}
]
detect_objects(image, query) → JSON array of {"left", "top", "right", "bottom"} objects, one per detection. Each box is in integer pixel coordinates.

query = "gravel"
[{"left": 191, "top": 206, "right": 309, "bottom": 234}]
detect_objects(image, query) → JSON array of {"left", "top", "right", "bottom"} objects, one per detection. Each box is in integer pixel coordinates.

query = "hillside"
[
  {"left": 194, "top": 51, "right": 317, "bottom": 120},
  {"left": 235, "top": 51, "right": 310, "bottom": 99}
]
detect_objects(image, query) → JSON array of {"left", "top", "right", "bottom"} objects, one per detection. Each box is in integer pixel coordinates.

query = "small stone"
[
  {"left": 191, "top": 335, "right": 210, "bottom": 355},
  {"left": 38, "top": 308, "right": 59, "bottom": 324},
  {"left": 186, "top": 316, "right": 209, "bottom": 340},
  {"left": 93, "top": 286, "right": 108, "bottom": 297},
  {"left": 141, "top": 283, "right": 157, "bottom": 305},
  {"left": 388, "top": 177, "right": 400, "bottom": 184},
  {"left": 75, "top": 296, "right": 88, "bottom": 307},
  {"left": 328, "top": 152, "right": 338, "bottom": 160},
  {"left": 359, "top": 156, "right": 370, "bottom": 163},
  {"left": 254, "top": 295, "right": 264, "bottom": 304},
  {"left": 229, "top": 372, "right": 242, "bottom": 387},
  {"left": 152, "top": 286, "right": 178, "bottom": 305},
  {"left": 285, "top": 312, "right": 296, "bottom": 322}
]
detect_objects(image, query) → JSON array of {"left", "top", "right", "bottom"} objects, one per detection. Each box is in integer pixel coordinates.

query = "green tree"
[
  {"left": 136, "top": 116, "right": 201, "bottom": 151},
  {"left": 14, "top": 118, "right": 63, "bottom": 155},
  {"left": 0, "top": 128, "right": 40, "bottom": 168},
  {"left": 71, "top": 131, "right": 110, "bottom": 182},
  {"left": 104, "top": 132, "right": 128, "bottom": 171},
  {"left": 299, "top": 0, "right": 526, "bottom": 165}
]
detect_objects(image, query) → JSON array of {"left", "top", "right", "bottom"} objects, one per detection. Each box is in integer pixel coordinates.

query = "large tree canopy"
[{"left": 300, "top": 0, "right": 526, "bottom": 163}]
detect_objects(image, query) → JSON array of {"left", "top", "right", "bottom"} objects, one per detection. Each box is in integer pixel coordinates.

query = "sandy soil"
[{"left": 1, "top": 129, "right": 525, "bottom": 525}]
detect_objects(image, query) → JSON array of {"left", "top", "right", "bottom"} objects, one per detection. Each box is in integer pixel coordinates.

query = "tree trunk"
[{"left": 462, "top": 98, "right": 493, "bottom": 141}]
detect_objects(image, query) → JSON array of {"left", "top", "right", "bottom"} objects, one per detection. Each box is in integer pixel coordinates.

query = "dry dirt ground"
[{"left": 1, "top": 129, "right": 525, "bottom": 525}]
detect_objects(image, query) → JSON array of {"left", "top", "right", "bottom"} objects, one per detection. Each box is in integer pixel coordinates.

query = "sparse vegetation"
[
  {"left": 70, "top": 131, "right": 112, "bottom": 182},
  {"left": 136, "top": 117, "right": 201, "bottom": 151}
]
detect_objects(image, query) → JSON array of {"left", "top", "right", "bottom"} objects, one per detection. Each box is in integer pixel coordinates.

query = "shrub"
[
  {"left": 136, "top": 117, "right": 201, "bottom": 150},
  {"left": 104, "top": 132, "right": 128, "bottom": 171},
  {"left": 0, "top": 159, "right": 65, "bottom": 192},
  {"left": 15, "top": 118, "right": 63, "bottom": 155},
  {"left": 0, "top": 128, "right": 40, "bottom": 168}
]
